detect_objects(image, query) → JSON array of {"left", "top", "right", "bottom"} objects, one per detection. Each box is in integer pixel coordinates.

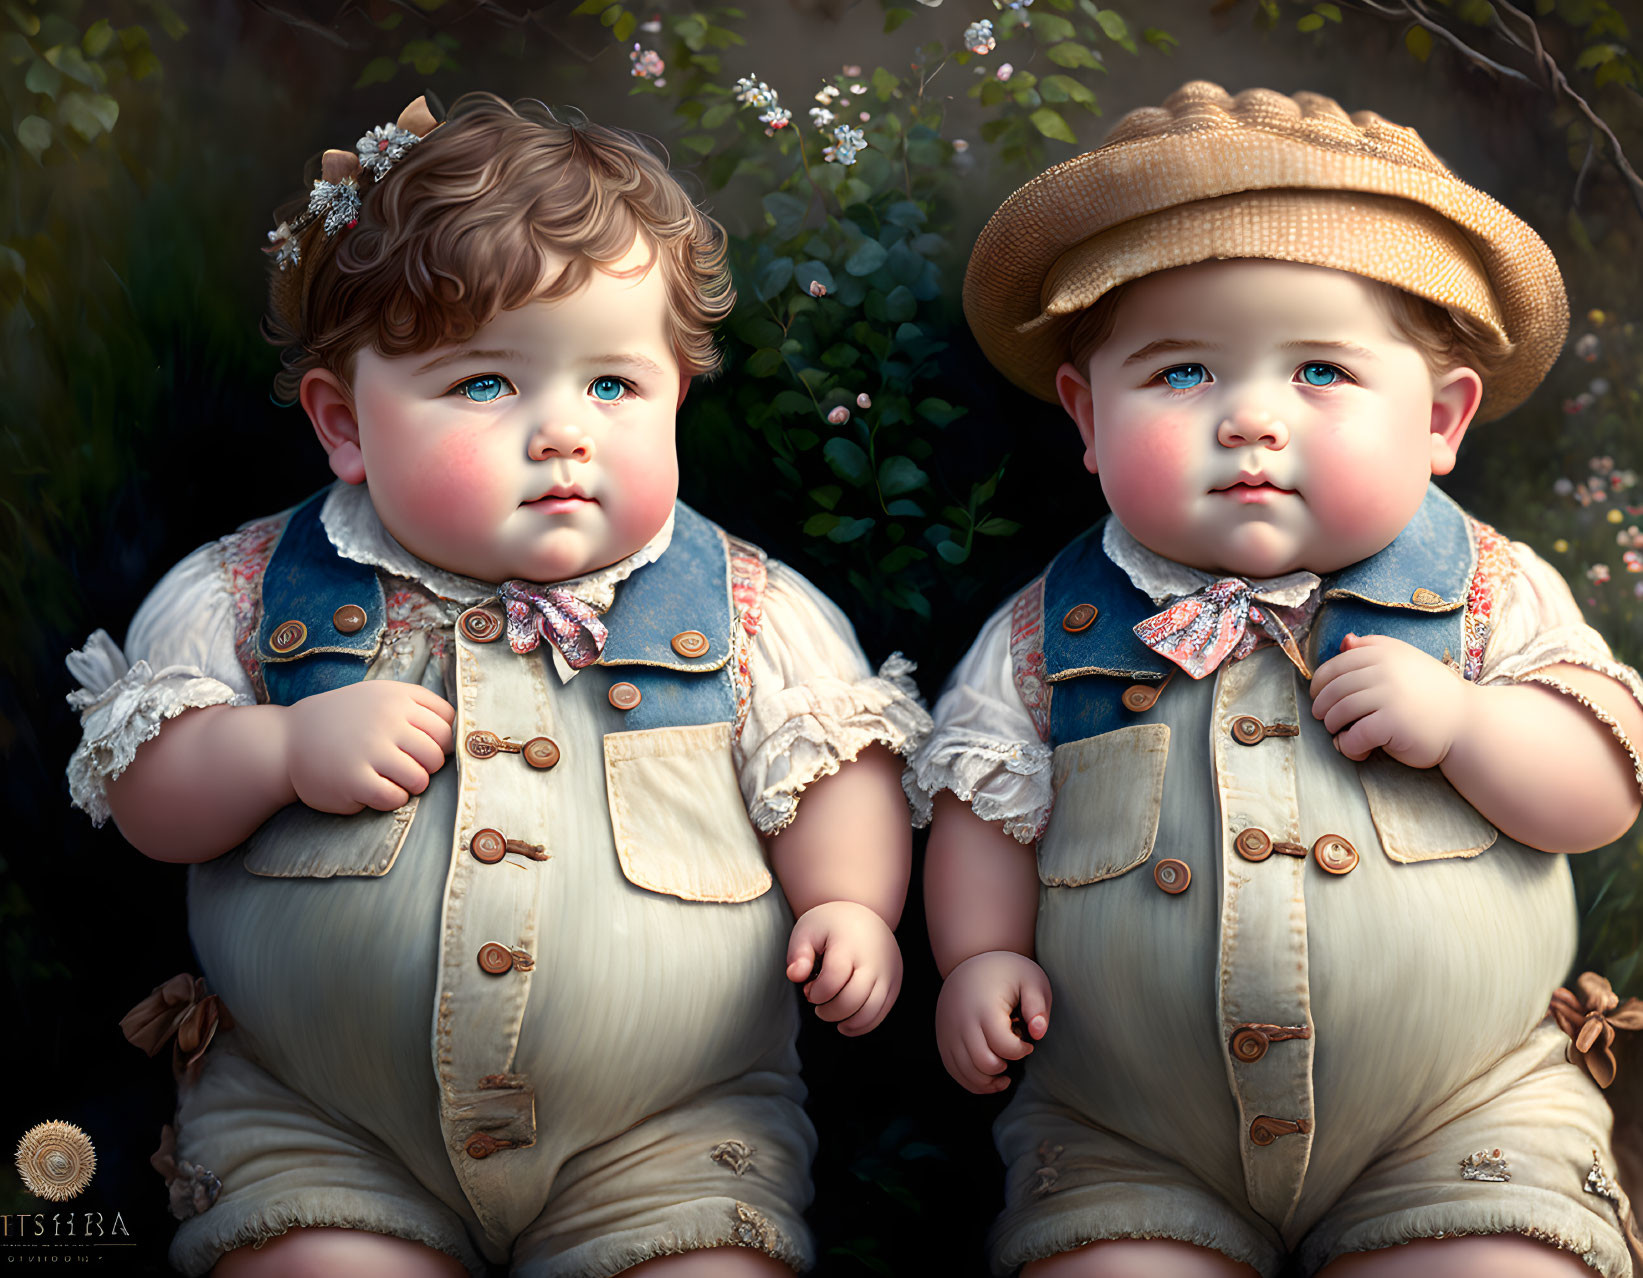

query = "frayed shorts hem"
[
  {"left": 167, "top": 1188, "right": 490, "bottom": 1278},
  {"left": 514, "top": 1196, "right": 813, "bottom": 1278}
]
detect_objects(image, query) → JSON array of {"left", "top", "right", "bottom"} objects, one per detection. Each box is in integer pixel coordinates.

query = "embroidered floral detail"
[
  {"left": 1031, "top": 1140, "right": 1064, "bottom": 1196},
  {"left": 1009, "top": 576, "right": 1051, "bottom": 745},
  {"left": 150, "top": 1124, "right": 221, "bottom": 1221},
  {"left": 1462, "top": 518, "right": 1511, "bottom": 681},
  {"left": 1585, "top": 1150, "right": 1622, "bottom": 1204},
  {"left": 710, "top": 1139, "right": 756, "bottom": 1175},
  {"left": 1549, "top": 971, "right": 1643, "bottom": 1089},
  {"left": 224, "top": 514, "right": 286, "bottom": 702},
  {"left": 732, "top": 1202, "right": 784, "bottom": 1254},
  {"left": 119, "top": 973, "right": 235, "bottom": 1086},
  {"left": 1459, "top": 1148, "right": 1511, "bottom": 1181},
  {"left": 725, "top": 537, "right": 768, "bottom": 740}
]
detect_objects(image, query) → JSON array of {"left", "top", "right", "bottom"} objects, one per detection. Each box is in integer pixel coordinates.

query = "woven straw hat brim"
[{"left": 964, "top": 82, "right": 1568, "bottom": 422}]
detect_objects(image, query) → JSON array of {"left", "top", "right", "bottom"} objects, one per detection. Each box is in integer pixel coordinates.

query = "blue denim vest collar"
[
  {"left": 1040, "top": 484, "right": 1473, "bottom": 745},
  {"left": 256, "top": 489, "right": 737, "bottom": 721}
]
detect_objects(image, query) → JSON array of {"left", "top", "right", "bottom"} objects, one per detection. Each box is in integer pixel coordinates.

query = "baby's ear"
[
  {"left": 1428, "top": 365, "right": 1483, "bottom": 477},
  {"left": 1055, "top": 361, "right": 1099, "bottom": 475},
  {"left": 301, "top": 369, "right": 366, "bottom": 485}
]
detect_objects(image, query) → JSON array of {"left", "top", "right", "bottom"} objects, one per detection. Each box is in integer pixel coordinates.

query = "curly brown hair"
[{"left": 263, "top": 92, "right": 735, "bottom": 406}]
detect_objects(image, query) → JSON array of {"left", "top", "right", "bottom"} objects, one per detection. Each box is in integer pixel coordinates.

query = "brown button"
[
  {"left": 470, "top": 828, "right": 507, "bottom": 865},
  {"left": 1230, "top": 1026, "right": 1271, "bottom": 1063},
  {"left": 1232, "top": 716, "right": 1267, "bottom": 745},
  {"left": 459, "top": 607, "right": 504, "bottom": 643},
  {"left": 1061, "top": 603, "right": 1098, "bottom": 633},
  {"left": 1234, "top": 827, "right": 1273, "bottom": 862},
  {"left": 522, "top": 737, "right": 560, "bottom": 770},
  {"left": 465, "top": 730, "right": 501, "bottom": 760},
  {"left": 1411, "top": 587, "right": 1443, "bottom": 606},
  {"left": 477, "top": 943, "right": 515, "bottom": 975},
  {"left": 1249, "top": 1115, "right": 1311, "bottom": 1146},
  {"left": 1123, "top": 683, "right": 1163, "bottom": 712},
  {"left": 1312, "top": 834, "right": 1359, "bottom": 875},
  {"left": 269, "top": 619, "right": 307, "bottom": 653},
  {"left": 465, "top": 1132, "right": 502, "bottom": 1159},
  {"left": 332, "top": 604, "right": 367, "bottom": 634},
  {"left": 1153, "top": 858, "right": 1191, "bottom": 894},
  {"left": 671, "top": 630, "right": 710, "bottom": 659},
  {"left": 608, "top": 681, "right": 642, "bottom": 711}
]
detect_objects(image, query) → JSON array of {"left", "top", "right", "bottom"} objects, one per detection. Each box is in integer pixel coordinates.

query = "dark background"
[{"left": 3, "top": 0, "right": 1641, "bottom": 1273}]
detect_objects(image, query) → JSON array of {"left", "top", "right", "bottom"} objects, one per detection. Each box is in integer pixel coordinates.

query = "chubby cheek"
[
  {"left": 1097, "top": 412, "right": 1197, "bottom": 531},
  {"left": 372, "top": 427, "right": 506, "bottom": 550},
  {"left": 1301, "top": 426, "right": 1428, "bottom": 551},
  {"left": 602, "top": 425, "right": 680, "bottom": 545}
]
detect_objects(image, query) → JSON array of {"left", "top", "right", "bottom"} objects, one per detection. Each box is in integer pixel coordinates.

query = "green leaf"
[
  {"left": 1030, "top": 107, "right": 1077, "bottom": 143},
  {"left": 16, "top": 114, "right": 50, "bottom": 160},
  {"left": 884, "top": 499, "right": 924, "bottom": 517},
  {"left": 878, "top": 455, "right": 929, "bottom": 497},
  {"left": 700, "top": 102, "right": 734, "bottom": 129},
  {"left": 762, "top": 190, "right": 809, "bottom": 240},
  {"left": 1405, "top": 25, "right": 1433, "bottom": 61},
  {"left": 795, "top": 260, "right": 835, "bottom": 295},
  {"left": 879, "top": 545, "right": 926, "bottom": 573},
  {"left": 810, "top": 485, "right": 842, "bottom": 510},
  {"left": 917, "top": 397, "right": 968, "bottom": 426},
  {"left": 1575, "top": 43, "right": 1619, "bottom": 68},
  {"left": 147, "top": 0, "right": 188, "bottom": 39},
  {"left": 25, "top": 58, "right": 62, "bottom": 97},
  {"left": 82, "top": 18, "right": 113, "bottom": 56},
  {"left": 976, "top": 517, "right": 1022, "bottom": 536},
  {"left": 43, "top": 44, "right": 100, "bottom": 87},
  {"left": 803, "top": 512, "right": 841, "bottom": 536},
  {"left": 598, "top": 3, "right": 623, "bottom": 26},
  {"left": 1297, "top": 13, "right": 1324, "bottom": 30},
  {"left": 678, "top": 132, "right": 716, "bottom": 155},
  {"left": 1043, "top": 74, "right": 1096, "bottom": 105},
  {"left": 821, "top": 343, "right": 861, "bottom": 368},
  {"left": 7, "top": 3, "right": 38, "bottom": 35},
  {"left": 1046, "top": 41, "right": 1100, "bottom": 68},
  {"left": 355, "top": 56, "right": 398, "bottom": 88},
  {"left": 884, "top": 6, "right": 913, "bottom": 33},
  {"left": 745, "top": 347, "right": 784, "bottom": 377},
  {"left": 1092, "top": 9, "right": 1128, "bottom": 39},
  {"left": 829, "top": 516, "right": 875, "bottom": 543},
  {"left": 936, "top": 539, "right": 970, "bottom": 564},
  {"left": 1142, "top": 26, "right": 1179, "bottom": 51},
  {"left": 755, "top": 257, "right": 793, "bottom": 301},
  {"left": 1030, "top": 12, "right": 1076, "bottom": 40},
  {"left": 58, "top": 90, "right": 117, "bottom": 140},
  {"left": 774, "top": 391, "right": 814, "bottom": 416},
  {"left": 1314, "top": 2, "right": 1342, "bottom": 19},
  {"left": 883, "top": 285, "right": 916, "bottom": 323},
  {"left": 612, "top": 10, "right": 637, "bottom": 42},
  {"left": 885, "top": 201, "right": 925, "bottom": 229},
  {"left": 823, "top": 437, "right": 872, "bottom": 486},
  {"left": 844, "top": 239, "right": 889, "bottom": 276},
  {"left": 872, "top": 66, "right": 899, "bottom": 98}
]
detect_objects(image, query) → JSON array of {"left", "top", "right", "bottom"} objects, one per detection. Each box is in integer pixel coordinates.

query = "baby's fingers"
[
  {"left": 355, "top": 769, "right": 412, "bottom": 813},
  {"left": 1334, "top": 709, "right": 1392, "bottom": 762},
  {"left": 837, "top": 979, "right": 891, "bottom": 1037},
  {"left": 407, "top": 704, "right": 456, "bottom": 755},
  {"left": 396, "top": 724, "right": 449, "bottom": 776},
  {"left": 373, "top": 749, "right": 432, "bottom": 799},
  {"left": 815, "top": 967, "right": 875, "bottom": 1024},
  {"left": 804, "top": 950, "right": 854, "bottom": 1006},
  {"left": 980, "top": 1009, "right": 1035, "bottom": 1063},
  {"left": 961, "top": 1022, "right": 1008, "bottom": 1079},
  {"left": 1019, "top": 977, "right": 1052, "bottom": 1042},
  {"left": 407, "top": 684, "right": 457, "bottom": 722}
]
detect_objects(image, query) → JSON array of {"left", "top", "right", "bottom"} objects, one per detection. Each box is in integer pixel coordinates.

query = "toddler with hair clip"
[
  {"left": 66, "top": 91, "right": 927, "bottom": 1278},
  {"left": 909, "top": 81, "right": 1643, "bottom": 1278}
]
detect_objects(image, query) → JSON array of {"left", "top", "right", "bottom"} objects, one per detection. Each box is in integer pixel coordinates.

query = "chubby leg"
[
  {"left": 1023, "top": 1238, "right": 1262, "bottom": 1277},
  {"left": 621, "top": 1247, "right": 795, "bottom": 1276},
  {"left": 1317, "top": 1234, "right": 1600, "bottom": 1277},
  {"left": 212, "top": 1226, "right": 470, "bottom": 1277}
]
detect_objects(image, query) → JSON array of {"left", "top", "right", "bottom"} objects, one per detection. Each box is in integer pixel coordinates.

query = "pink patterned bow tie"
[
  {"left": 1133, "top": 578, "right": 1317, "bottom": 680},
  {"left": 497, "top": 581, "right": 609, "bottom": 668}
]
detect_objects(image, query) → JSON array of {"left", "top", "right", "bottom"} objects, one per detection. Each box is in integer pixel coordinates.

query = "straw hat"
[{"left": 964, "top": 81, "right": 1568, "bottom": 421}]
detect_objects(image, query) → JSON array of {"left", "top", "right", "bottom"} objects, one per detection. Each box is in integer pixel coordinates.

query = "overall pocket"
[
  {"left": 241, "top": 798, "right": 418, "bottom": 878},
  {"left": 604, "top": 720, "right": 772, "bottom": 903},
  {"left": 1037, "top": 723, "right": 1170, "bottom": 886},
  {"left": 1357, "top": 750, "right": 1497, "bottom": 863}
]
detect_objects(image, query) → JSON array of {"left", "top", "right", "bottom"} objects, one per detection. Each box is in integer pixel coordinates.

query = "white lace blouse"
[{"left": 66, "top": 481, "right": 930, "bottom": 835}]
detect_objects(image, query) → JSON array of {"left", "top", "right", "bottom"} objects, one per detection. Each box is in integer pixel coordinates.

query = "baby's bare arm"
[
  {"left": 105, "top": 703, "right": 297, "bottom": 863},
  {"left": 105, "top": 681, "right": 456, "bottom": 864},
  {"left": 924, "top": 792, "right": 1039, "bottom": 976}
]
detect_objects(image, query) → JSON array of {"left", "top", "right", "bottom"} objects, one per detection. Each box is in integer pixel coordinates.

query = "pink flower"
[
  {"left": 842, "top": 64, "right": 862, "bottom": 77},
  {"left": 809, "top": 280, "right": 828, "bottom": 298},
  {"left": 996, "top": 62, "right": 1014, "bottom": 81},
  {"left": 856, "top": 392, "right": 872, "bottom": 409},
  {"left": 827, "top": 406, "right": 850, "bottom": 425}
]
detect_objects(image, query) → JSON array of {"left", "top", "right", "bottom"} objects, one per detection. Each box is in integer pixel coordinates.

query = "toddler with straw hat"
[{"left": 907, "top": 81, "right": 1643, "bottom": 1277}]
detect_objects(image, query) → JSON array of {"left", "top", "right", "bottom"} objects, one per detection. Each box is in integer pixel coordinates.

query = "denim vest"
[
  {"left": 1040, "top": 485, "right": 1473, "bottom": 746},
  {"left": 253, "top": 488, "right": 738, "bottom": 731}
]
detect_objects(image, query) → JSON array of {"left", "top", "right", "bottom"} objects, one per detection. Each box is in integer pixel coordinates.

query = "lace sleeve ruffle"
[
  {"left": 736, "top": 563, "right": 932, "bottom": 835},
  {"left": 901, "top": 601, "right": 1053, "bottom": 845},
  {"left": 1472, "top": 539, "right": 1643, "bottom": 796},
  {"left": 65, "top": 541, "right": 255, "bottom": 827}
]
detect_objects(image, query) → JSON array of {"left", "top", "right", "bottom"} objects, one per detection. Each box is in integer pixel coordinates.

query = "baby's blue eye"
[
  {"left": 1300, "top": 363, "right": 1346, "bottom": 387},
  {"left": 1161, "top": 364, "right": 1208, "bottom": 390},
  {"left": 590, "top": 376, "right": 628, "bottom": 402},
  {"left": 455, "top": 374, "right": 511, "bottom": 403}
]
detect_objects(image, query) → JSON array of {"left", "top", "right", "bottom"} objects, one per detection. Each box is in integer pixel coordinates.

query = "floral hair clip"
[{"left": 265, "top": 92, "right": 445, "bottom": 272}]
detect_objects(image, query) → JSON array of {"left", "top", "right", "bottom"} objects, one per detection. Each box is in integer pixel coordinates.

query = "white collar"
[
  {"left": 1102, "top": 518, "right": 1321, "bottom": 609},
  {"left": 318, "top": 479, "right": 676, "bottom": 613}
]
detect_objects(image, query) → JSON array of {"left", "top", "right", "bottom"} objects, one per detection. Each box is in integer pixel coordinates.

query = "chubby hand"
[
  {"left": 935, "top": 950, "right": 1052, "bottom": 1095},
  {"left": 1309, "top": 632, "right": 1472, "bottom": 767},
  {"left": 284, "top": 680, "right": 456, "bottom": 814},
  {"left": 785, "top": 900, "right": 903, "bottom": 1036}
]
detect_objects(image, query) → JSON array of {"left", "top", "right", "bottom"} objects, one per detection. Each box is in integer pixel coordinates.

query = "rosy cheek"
[
  {"left": 1100, "top": 414, "right": 1195, "bottom": 508},
  {"left": 378, "top": 428, "right": 497, "bottom": 535}
]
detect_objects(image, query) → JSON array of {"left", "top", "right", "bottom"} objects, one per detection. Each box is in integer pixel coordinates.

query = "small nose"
[
  {"left": 1217, "top": 406, "right": 1289, "bottom": 450},
  {"left": 527, "top": 420, "right": 594, "bottom": 463}
]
